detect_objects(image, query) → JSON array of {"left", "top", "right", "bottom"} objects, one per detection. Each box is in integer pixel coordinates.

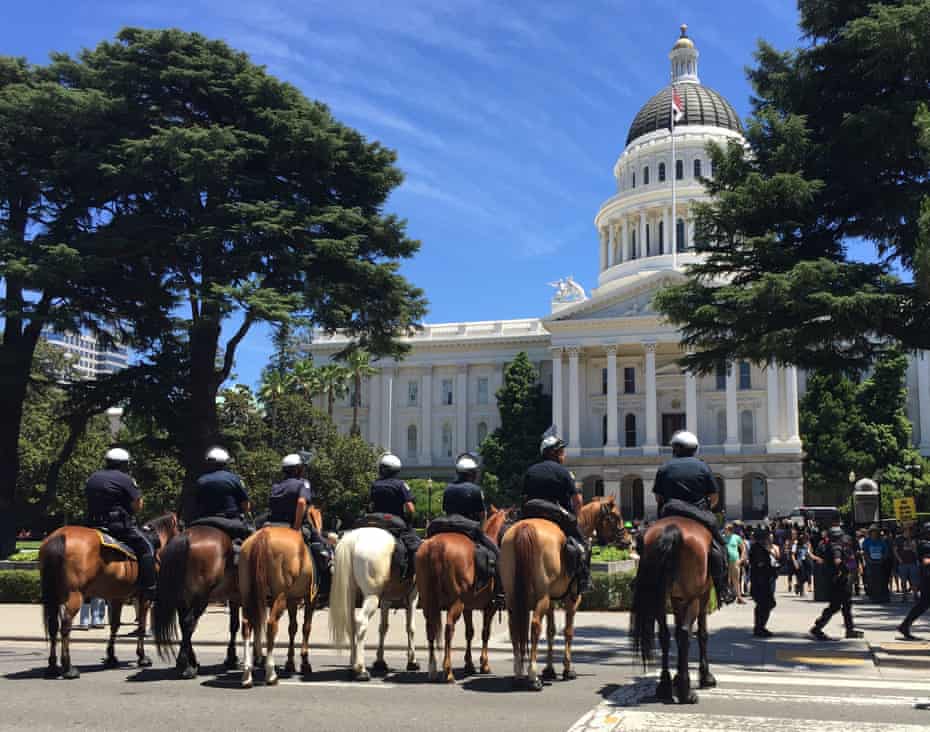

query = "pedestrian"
[
  {"left": 897, "top": 520, "right": 930, "bottom": 640},
  {"left": 750, "top": 526, "right": 779, "bottom": 637},
  {"left": 894, "top": 524, "right": 919, "bottom": 601},
  {"left": 75, "top": 598, "right": 107, "bottom": 630},
  {"left": 792, "top": 532, "right": 812, "bottom": 597},
  {"left": 862, "top": 524, "right": 890, "bottom": 601},
  {"left": 724, "top": 524, "right": 746, "bottom": 604},
  {"left": 810, "top": 526, "right": 864, "bottom": 640}
]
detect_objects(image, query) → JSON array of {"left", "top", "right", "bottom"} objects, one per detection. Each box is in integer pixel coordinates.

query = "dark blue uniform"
[
  {"left": 522, "top": 459, "right": 579, "bottom": 514},
  {"left": 443, "top": 480, "right": 486, "bottom": 522},
  {"left": 901, "top": 532, "right": 930, "bottom": 634},
  {"left": 195, "top": 470, "right": 249, "bottom": 519},
  {"left": 653, "top": 457, "right": 717, "bottom": 509},
  {"left": 370, "top": 477, "right": 415, "bottom": 519},
  {"left": 85, "top": 468, "right": 155, "bottom": 590},
  {"left": 269, "top": 477, "right": 313, "bottom": 525},
  {"left": 813, "top": 537, "right": 856, "bottom": 635}
]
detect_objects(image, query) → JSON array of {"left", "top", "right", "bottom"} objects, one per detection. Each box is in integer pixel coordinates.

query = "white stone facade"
[{"left": 307, "top": 28, "right": 930, "bottom": 521}]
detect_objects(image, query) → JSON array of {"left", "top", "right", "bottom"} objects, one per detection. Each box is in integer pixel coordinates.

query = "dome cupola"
[{"left": 669, "top": 24, "right": 699, "bottom": 83}]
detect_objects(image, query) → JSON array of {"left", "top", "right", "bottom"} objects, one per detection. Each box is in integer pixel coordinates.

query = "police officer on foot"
[
  {"left": 749, "top": 524, "right": 779, "bottom": 637},
  {"left": 810, "top": 526, "right": 863, "bottom": 640},
  {"left": 653, "top": 430, "right": 735, "bottom": 604},
  {"left": 897, "top": 520, "right": 930, "bottom": 640},
  {"left": 85, "top": 448, "right": 157, "bottom": 600},
  {"left": 523, "top": 427, "right": 591, "bottom": 593},
  {"left": 369, "top": 452, "right": 421, "bottom": 578},
  {"left": 269, "top": 453, "right": 333, "bottom": 603},
  {"left": 192, "top": 447, "right": 252, "bottom": 540},
  {"left": 443, "top": 452, "right": 505, "bottom": 606}
]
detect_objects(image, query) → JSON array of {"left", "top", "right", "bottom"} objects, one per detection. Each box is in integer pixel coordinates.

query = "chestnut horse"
[
  {"left": 630, "top": 516, "right": 715, "bottom": 704},
  {"left": 239, "top": 508, "right": 323, "bottom": 688},
  {"left": 416, "top": 506, "right": 512, "bottom": 683},
  {"left": 153, "top": 523, "right": 243, "bottom": 678},
  {"left": 39, "top": 513, "right": 180, "bottom": 679},
  {"left": 499, "top": 496, "right": 623, "bottom": 691}
]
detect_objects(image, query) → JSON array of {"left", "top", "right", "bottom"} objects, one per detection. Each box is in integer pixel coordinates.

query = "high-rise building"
[{"left": 43, "top": 330, "right": 130, "bottom": 380}]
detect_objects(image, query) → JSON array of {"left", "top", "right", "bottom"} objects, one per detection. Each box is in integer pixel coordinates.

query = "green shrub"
[
  {"left": 8, "top": 550, "right": 39, "bottom": 561},
  {"left": 0, "top": 570, "right": 41, "bottom": 603},
  {"left": 590, "top": 546, "right": 632, "bottom": 562},
  {"left": 580, "top": 571, "right": 635, "bottom": 611}
]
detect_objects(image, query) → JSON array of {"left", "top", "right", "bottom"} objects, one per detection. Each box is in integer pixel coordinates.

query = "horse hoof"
[
  {"left": 266, "top": 674, "right": 279, "bottom": 686},
  {"left": 678, "top": 691, "right": 699, "bottom": 705},
  {"left": 241, "top": 677, "right": 253, "bottom": 689},
  {"left": 444, "top": 673, "right": 455, "bottom": 684},
  {"left": 103, "top": 657, "right": 119, "bottom": 669},
  {"left": 224, "top": 656, "right": 239, "bottom": 671},
  {"left": 372, "top": 659, "right": 388, "bottom": 676},
  {"left": 62, "top": 666, "right": 80, "bottom": 680},
  {"left": 479, "top": 663, "right": 491, "bottom": 675},
  {"left": 463, "top": 663, "right": 477, "bottom": 677},
  {"left": 528, "top": 677, "right": 544, "bottom": 692},
  {"left": 655, "top": 681, "right": 674, "bottom": 701},
  {"left": 700, "top": 673, "right": 716, "bottom": 689},
  {"left": 284, "top": 660, "right": 296, "bottom": 674},
  {"left": 353, "top": 669, "right": 371, "bottom": 682},
  {"left": 44, "top": 665, "right": 60, "bottom": 680},
  {"left": 180, "top": 665, "right": 198, "bottom": 680},
  {"left": 562, "top": 668, "right": 577, "bottom": 681},
  {"left": 406, "top": 660, "right": 420, "bottom": 672},
  {"left": 137, "top": 656, "right": 153, "bottom": 668},
  {"left": 301, "top": 661, "right": 312, "bottom": 676},
  {"left": 541, "top": 666, "right": 557, "bottom": 681}
]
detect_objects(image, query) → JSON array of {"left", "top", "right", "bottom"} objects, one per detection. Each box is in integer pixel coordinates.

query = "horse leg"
[
  {"left": 135, "top": 598, "right": 152, "bottom": 667},
  {"left": 655, "top": 614, "right": 673, "bottom": 701},
  {"left": 674, "top": 622, "right": 697, "bottom": 704},
  {"left": 241, "top": 616, "right": 254, "bottom": 689},
  {"left": 264, "top": 595, "right": 286, "bottom": 686},
  {"left": 60, "top": 592, "right": 82, "bottom": 680},
  {"left": 300, "top": 602, "right": 313, "bottom": 675},
  {"left": 284, "top": 600, "right": 298, "bottom": 674},
  {"left": 443, "top": 600, "right": 463, "bottom": 683},
  {"left": 463, "top": 609, "right": 476, "bottom": 676},
  {"left": 351, "top": 595, "right": 379, "bottom": 681},
  {"left": 478, "top": 605, "right": 493, "bottom": 674},
  {"left": 527, "top": 598, "right": 548, "bottom": 692},
  {"left": 541, "top": 607, "right": 557, "bottom": 681},
  {"left": 372, "top": 605, "right": 390, "bottom": 676},
  {"left": 508, "top": 609, "right": 525, "bottom": 685},
  {"left": 225, "top": 602, "right": 240, "bottom": 669},
  {"left": 178, "top": 599, "right": 207, "bottom": 679},
  {"left": 562, "top": 598, "right": 580, "bottom": 681},
  {"left": 104, "top": 600, "right": 122, "bottom": 669},
  {"left": 698, "top": 603, "right": 715, "bottom": 689},
  {"left": 406, "top": 588, "right": 420, "bottom": 672}
]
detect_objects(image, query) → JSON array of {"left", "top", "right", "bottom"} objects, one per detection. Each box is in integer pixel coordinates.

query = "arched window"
[
  {"left": 676, "top": 159, "right": 684, "bottom": 180},
  {"left": 602, "top": 414, "right": 608, "bottom": 446},
  {"left": 643, "top": 166, "right": 650, "bottom": 185},
  {"left": 476, "top": 421, "right": 488, "bottom": 446},
  {"left": 658, "top": 162, "right": 666, "bottom": 182},
  {"left": 621, "top": 477, "right": 645, "bottom": 520},
  {"left": 407, "top": 424, "right": 418, "bottom": 458},
  {"left": 631, "top": 171, "right": 636, "bottom": 189},
  {"left": 658, "top": 220, "right": 665, "bottom": 254},
  {"left": 713, "top": 475, "right": 726, "bottom": 509},
  {"left": 676, "top": 218, "right": 686, "bottom": 252},
  {"left": 715, "top": 362, "right": 727, "bottom": 390},
  {"left": 631, "top": 230, "right": 638, "bottom": 259},
  {"left": 716, "top": 410, "right": 727, "bottom": 444},
  {"left": 740, "top": 410, "right": 755, "bottom": 445},
  {"left": 739, "top": 361, "right": 752, "bottom": 389},
  {"left": 645, "top": 223, "right": 651, "bottom": 256},
  {"left": 441, "top": 422, "right": 453, "bottom": 458},
  {"left": 625, "top": 413, "right": 637, "bottom": 447},
  {"left": 693, "top": 159, "right": 702, "bottom": 178},
  {"left": 742, "top": 474, "right": 768, "bottom": 520}
]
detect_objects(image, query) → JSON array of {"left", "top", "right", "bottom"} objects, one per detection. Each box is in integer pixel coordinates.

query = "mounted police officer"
[
  {"left": 191, "top": 447, "right": 252, "bottom": 540},
  {"left": 653, "top": 430, "right": 735, "bottom": 604},
  {"left": 268, "top": 453, "right": 333, "bottom": 604},
  {"left": 368, "top": 452, "right": 421, "bottom": 579},
  {"left": 521, "top": 426, "right": 591, "bottom": 593},
  {"left": 810, "top": 526, "right": 863, "bottom": 640},
  {"left": 898, "top": 520, "right": 930, "bottom": 640},
  {"left": 442, "top": 452, "right": 504, "bottom": 605},
  {"left": 85, "top": 448, "right": 156, "bottom": 600}
]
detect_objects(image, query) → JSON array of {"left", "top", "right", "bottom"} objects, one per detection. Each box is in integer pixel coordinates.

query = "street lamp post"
[{"left": 426, "top": 477, "right": 433, "bottom": 526}]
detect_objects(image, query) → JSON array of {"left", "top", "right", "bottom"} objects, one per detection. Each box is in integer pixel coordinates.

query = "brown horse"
[
  {"left": 416, "top": 506, "right": 512, "bottom": 683},
  {"left": 238, "top": 507, "right": 323, "bottom": 688},
  {"left": 153, "top": 523, "right": 243, "bottom": 678},
  {"left": 39, "top": 513, "right": 180, "bottom": 679},
  {"left": 630, "top": 516, "right": 715, "bottom": 704},
  {"left": 499, "top": 496, "right": 623, "bottom": 691}
]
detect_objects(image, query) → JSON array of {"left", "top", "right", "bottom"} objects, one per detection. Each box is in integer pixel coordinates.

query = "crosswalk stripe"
[
  {"left": 709, "top": 671, "right": 930, "bottom": 692},
  {"left": 574, "top": 711, "right": 930, "bottom": 732}
]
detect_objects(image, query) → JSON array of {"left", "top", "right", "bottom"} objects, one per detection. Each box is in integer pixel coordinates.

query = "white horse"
[{"left": 329, "top": 527, "right": 419, "bottom": 681}]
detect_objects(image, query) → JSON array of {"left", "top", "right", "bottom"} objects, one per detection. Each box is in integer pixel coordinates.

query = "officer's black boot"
[
  {"left": 138, "top": 553, "right": 157, "bottom": 601},
  {"left": 711, "top": 542, "right": 735, "bottom": 605}
]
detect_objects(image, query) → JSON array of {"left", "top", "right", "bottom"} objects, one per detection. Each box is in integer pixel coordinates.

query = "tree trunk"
[
  {"left": 39, "top": 412, "right": 91, "bottom": 520},
  {"left": 328, "top": 388, "right": 335, "bottom": 418},
  {"left": 352, "top": 372, "right": 360, "bottom": 434}
]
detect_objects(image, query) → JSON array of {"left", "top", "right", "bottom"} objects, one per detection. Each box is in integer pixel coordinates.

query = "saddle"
[
  {"left": 188, "top": 515, "right": 253, "bottom": 540},
  {"left": 508, "top": 499, "right": 587, "bottom": 589},
  {"left": 426, "top": 515, "right": 496, "bottom": 589},
  {"left": 95, "top": 530, "right": 137, "bottom": 561},
  {"left": 355, "top": 513, "right": 411, "bottom": 579},
  {"left": 660, "top": 498, "right": 726, "bottom": 573}
]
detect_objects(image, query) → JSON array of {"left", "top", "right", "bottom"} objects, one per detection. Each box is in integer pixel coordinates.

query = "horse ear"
[{"left": 605, "top": 495, "right": 616, "bottom": 505}]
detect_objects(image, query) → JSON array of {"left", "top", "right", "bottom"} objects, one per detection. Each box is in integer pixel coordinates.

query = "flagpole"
[{"left": 671, "top": 91, "right": 678, "bottom": 270}]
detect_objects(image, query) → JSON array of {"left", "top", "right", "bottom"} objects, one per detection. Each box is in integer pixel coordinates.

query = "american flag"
[{"left": 671, "top": 89, "right": 684, "bottom": 125}]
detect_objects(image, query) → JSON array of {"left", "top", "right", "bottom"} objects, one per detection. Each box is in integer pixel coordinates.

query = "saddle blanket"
[{"left": 95, "top": 530, "right": 136, "bottom": 560}]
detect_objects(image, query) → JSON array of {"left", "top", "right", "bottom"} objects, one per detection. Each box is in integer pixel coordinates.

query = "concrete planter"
[
  {"left": 0, "top": 561, "right": 39, "bottom": 571},
  {"left": 590, "top": 558, "right": 636, "bottom": 575}
]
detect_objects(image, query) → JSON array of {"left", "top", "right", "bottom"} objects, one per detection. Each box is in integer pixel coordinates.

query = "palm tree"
[
  {"left": 345, "top": 350, "right": 377, "bottom": 435},
  {"left": 318, "top": 363, "right": 350, "bottom": 419},
  {"left": 291, "top": 358, "right": 323, "bottom": 400},
  {"left": 258, "top": 369, "right": 294, "bottom": 432}
]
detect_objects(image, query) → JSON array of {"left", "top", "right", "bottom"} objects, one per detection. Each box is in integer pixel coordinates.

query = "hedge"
[
  {"left": 580, "top": 571, "right": 634, "bottom": 611},
  {"left": 0, "top": 570, "right": 41, "bottom": 603}
]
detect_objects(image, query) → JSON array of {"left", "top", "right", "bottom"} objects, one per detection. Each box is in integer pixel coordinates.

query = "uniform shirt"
[
  {"left": 195, "top": 470, "right": 249, "bottom": 519},
  {"left": 85, "top": 469, "right": 140, "bottom": 520},
  {"left": 862, "top": 536, "right": 887, "bottom": 562},
  {"left": 828, "top": 539, "right": 851, "bottom": 581},
  {"left": 442, "top": 480, "right": 485, "bottom": 522},
  {"left": 370, "top": 477, "right": 414, "bottom": 517},
  {"left": 522, "top": 459, "right": 579, "bottom": 514},
  {"left": 269, "top": 477, "right": 313, "bottom": 525},
  {"left": 653, "top": 456, "right": 717, "bottom": 509}
]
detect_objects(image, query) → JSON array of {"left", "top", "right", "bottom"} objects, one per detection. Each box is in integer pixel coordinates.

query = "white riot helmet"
[
  {"left": 105, "top": 447, "right": 131, "bottom": 465},
  {"left": 378, "top": 452, "right": 402, "bottom": 477},
  {"left": 539, "top": 425, "right": 567, "bottom": 456},
  {"left": 205, "top": 446, "right": 231, "bottom": 465},
  {"left": 281, "top": 453, "right": 303, "bottom": 470},
  {"left": 670, "top": 430, "right": 699, "bottom": 451},
  {"left": 455, "top": 452, "right": 480, "bottom": 475}
]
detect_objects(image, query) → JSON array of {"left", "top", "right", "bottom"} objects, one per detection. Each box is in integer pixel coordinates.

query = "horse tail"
[
  {"left": 415, "top": 539, "right": 444, "bottom": 616},
  {"left": 242, "top": 529, "right": 271, "bottom": 629},
  {"left": 329, "top": 532, "right": 358, "bottom": 649},
  {"left": 630, "top": 523, "right": 682, "bottom": 668},
  {"left": 153, "top": 533, "right": 190, "bottom": 659},
  {"left": 40, "top": 533, "right": 66, "bottom": 641},
  {"left": 510, "top": 522, "right": 539, "bottom": 662}
]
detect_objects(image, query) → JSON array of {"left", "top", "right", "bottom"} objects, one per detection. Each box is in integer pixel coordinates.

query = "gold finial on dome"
[
  {"left": 681, "top": 23, "right": 688, "bottom": 36},
  {"left": 673, "top": 24, "right": 695, "bottom": 49}
]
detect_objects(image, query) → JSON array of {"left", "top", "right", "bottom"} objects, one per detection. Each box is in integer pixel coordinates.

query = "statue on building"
[{"left": 548, "top": 276, "right": 587, "bottom": 304}]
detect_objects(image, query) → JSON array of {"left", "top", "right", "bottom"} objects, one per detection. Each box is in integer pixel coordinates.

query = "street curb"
[{"left": 873, "top": 651, "right": 930, "bottom": 669}]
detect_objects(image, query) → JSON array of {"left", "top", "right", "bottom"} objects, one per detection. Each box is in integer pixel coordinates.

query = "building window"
[
  {"left": 676, "top": 218, "right": 686, "bottom": 252},
  {"left": 631, "top": 171, "right": 636, "bottom": 189},
  {"left": 601, "top": 367, "right": 608, "bottom": 395},
  {"left": 407, "top": 380, "right": 418, "bottom": 406},
  {"left": 693, "top": 159, "right": 703, "bottom": 178},
  {"left": 624, "top": 367, "right": 635, "bottom": 394},
  {"left": 646, "top": 223, "right": 651, "bottom": 255},
  {"left": 658, "top": 220, "right": 664, "bottom": 254},
  {"left": 643, "top": 166, "right": 650, "bottom": 185},
  {"left": 717, "top": 410, "right": 727, "bottom": 444},
  {"left": 631, "top": 230, "right": 638, "bottom": 259},
  {"left": 476, "top": 421, "right": 488, "bottom": 446},
  {"left": 740, "top": 410, "right": 755, "bottom": 445},
  {"left": 441, "top": 378, "right": 453, "bottom": 405},
  {"left": 441, "top": 423, "right": 453, "bottom": 457},
  {"left": 407, "top": 425, "right": 418, "bottom": 458},
  {"left": 477, "top": 377, "right": 489, "bottom": 405},
  {"left": 739, "top": 361, "right": 752, "bottom": 390},
  {"left": 658, "top": 162, "right": 666, "bottom": 182},
  {"left": 715, "top": 362, "right": 727, "bottom": 391},
  {"left": 602, "top": 414, "right": 608, "bottom": 446},
  {"left": 625, "top": 413, "right": 637, "bottom": 447},
  {"left": 676, "top": 159, "right": 684, "bottom": 180}
]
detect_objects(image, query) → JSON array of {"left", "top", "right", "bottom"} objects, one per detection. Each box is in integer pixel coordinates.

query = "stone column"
[
  {"left": 919, "top": 352, "right": 930, "bottom": 453},
  {"left": 725, "top": 362, "right": 740, "bottom": 454},
  {"left": 685, "top": 366, "right": 698, "bottom": 436},
  {"left": 605, "top": 345, "right": 619, "bottom": 455},
  {"left": 456, "top": 364, "right": 468, "bottom": 454},
  {"left": 644, "top": 343, "right": 658, "bottom": 455},
  {"left": 419, "top": 366, "right": 432, "bottom": 464},
  {"left": 599, "top": 226, "right": 608, "bottom": 271},
  {"left": 663, "top": 206, "right": 671, "bottom": 256},
  {"left": 725, "top": 477, "right": 743, "bottom": 520},
  {"left": 568, "top": 346, "right": 581, "bottom": 455},
  {"left": 551, "top": 347, "right": 563, "bottom": 432},
  {"left": 621, "top": 217, "right": 629, "bottom": 262},
  {"left": 606, "top": 223, "right": 615, "bottom": 267},
  {"left": 368, "top": 372, "right": 381, "bottom": 447},
  {"left": 643, "top": 477, "right": 658, "bottom": 520},
  {"left": 766, "top": 362, "right": 782, "bottom": 451},
  {"left": 381, "top": 366, "right": 394, "bottom": 452},
  {"left": 639, "top": 210, "right": 646, "bottom": 260},
  {"left": 784, "top": 365, "right": 801, "bottom": 446}
]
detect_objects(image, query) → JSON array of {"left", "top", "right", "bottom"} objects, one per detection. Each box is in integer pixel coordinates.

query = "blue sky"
[{"left": 4, "top": 0, "right": 806, "bottom": 387}]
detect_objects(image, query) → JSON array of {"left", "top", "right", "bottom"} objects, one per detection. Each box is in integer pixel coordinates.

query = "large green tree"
[
  {"left": 655, "top": 0, "right": 930, "bottom": 374},
  {"left": 53, "top": 29, "right": 425, "bottom": 518}
]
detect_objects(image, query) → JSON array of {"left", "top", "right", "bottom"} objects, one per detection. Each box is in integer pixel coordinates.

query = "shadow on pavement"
[
  {"left": 4, "top": 659, "right": 135, "bottom": 681},
  {"left": 125, "top": 662, "right": 231, "bottom": 682}
]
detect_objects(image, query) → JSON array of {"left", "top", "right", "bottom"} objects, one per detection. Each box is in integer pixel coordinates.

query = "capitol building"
[{"left": 309, "top": 27, "right": 930, "bottom": 521}]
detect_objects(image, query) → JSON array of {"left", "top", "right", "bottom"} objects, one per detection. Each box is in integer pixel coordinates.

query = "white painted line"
[
  {"left": 277, "top": 680, "right": 403, "bottom": 689},
  {"left": 702, "top": 687, "right": 926, "bottom": 707},
  {"left": 579, "top": 711, "right": 930, "bottom": 732},
  {"left": 710, "top": 671, "right": 930, "bottom": 693}
]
